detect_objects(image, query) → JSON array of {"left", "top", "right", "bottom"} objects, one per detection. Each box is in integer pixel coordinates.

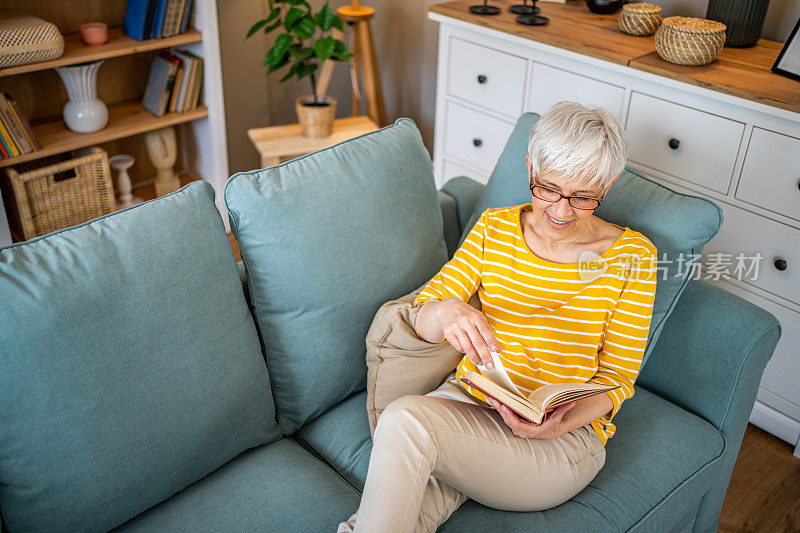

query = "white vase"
[{"left": 55, "top": 59, "right": 109, "bottom": 134}]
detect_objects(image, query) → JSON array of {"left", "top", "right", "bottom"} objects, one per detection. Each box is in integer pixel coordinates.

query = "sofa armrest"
[
  {"left": 637, "top": 279, "right": 781, "bottom": 433},
  {"left": 440, "top": 176, "right": 486, "bottom": 236},
  {"left": 637, "top": 281, "right": 780, "bottom": 531}
]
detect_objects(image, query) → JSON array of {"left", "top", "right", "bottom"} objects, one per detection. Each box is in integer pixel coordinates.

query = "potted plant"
[{"left": 247, "top": 0, "right": 352, "bottom": 137}]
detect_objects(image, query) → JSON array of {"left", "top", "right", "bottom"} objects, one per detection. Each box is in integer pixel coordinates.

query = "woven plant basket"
[
  {"left": 0, "top": 10, "right": 64, "bottom": 68},
  {"left": 619, "top": 3, "right": 662, "bottom": 36},
  {"left": 3, "top": 146, "right": 116, "bottom": 241},
  {"left": 295, "top": 95, "right": 337, "bottom": 138},
  {"left": 655, "top": 16, "right": 727, "bottom": 66}
]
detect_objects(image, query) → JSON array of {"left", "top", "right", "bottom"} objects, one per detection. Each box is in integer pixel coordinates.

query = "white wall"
[{"left": 217, "top": 0, "right": 800, "bottom": 176}]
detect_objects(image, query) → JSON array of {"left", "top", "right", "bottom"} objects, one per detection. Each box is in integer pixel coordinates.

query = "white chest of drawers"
[{"left": 429, "top": 10, "right": 800, "bottom": 458}]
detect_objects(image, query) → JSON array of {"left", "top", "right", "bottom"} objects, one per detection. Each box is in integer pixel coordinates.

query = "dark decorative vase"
[
  {"left": 706, "top": 0, "right": 770, "bottom": 47},
  {"left": 586, "top": 0, "right": 627, "bottom": 15}
]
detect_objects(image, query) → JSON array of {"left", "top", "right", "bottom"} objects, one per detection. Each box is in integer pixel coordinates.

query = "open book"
[{"left": 459, "top": 352, "right": 619, "bottom": 425}]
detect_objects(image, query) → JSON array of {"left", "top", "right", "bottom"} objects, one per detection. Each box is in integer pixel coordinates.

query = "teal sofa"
[{"left": 0, "top": 115, "right": 780, "bottom": 532}]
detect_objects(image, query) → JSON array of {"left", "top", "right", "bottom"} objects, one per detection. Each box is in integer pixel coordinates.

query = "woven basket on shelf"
[
  {"left": 0, "top": 10, "right": 64, "bottom": 68},
  {"left": 654, "top": 16, "right": 727, "bottom": 66},
  {"left": 619, "top": 3, "right": 662, "bottom": 36},
  {"left": 2, "top": 146, "right": 116, "bottom": 241}
]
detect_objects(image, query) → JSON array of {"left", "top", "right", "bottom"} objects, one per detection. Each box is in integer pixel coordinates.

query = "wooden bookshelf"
[
  {"left": 0, "top": 102, "right": 208, "bottom": 168},
  {"left": 0, "top": 0, "right": 228, "bottom": 247},
  {"left": 0, "top": 26, "right": 202, "bottom": 77}
]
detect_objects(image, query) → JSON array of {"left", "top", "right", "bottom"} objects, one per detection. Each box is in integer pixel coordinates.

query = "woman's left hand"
[{"left": 487, "top": 399, "right": 577, "bottom": 439}]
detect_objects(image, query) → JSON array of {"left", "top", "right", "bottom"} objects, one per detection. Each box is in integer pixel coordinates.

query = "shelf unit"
[{"left": 0, "top": 0, "right": 228, "bottom": 246}]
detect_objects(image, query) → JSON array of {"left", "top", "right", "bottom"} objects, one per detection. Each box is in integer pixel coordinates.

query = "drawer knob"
[
  {"left": 668, "top": 138, "right": 680, "bottom": 150},
  {"left": 472, "top": 138, "right": 483, "bottom": 147},
  {"left": 477, "top": 74, "right": 487, "bottom": 84},
  {"left": 774, "top": 258, "right": 788, "bottom": 271}
]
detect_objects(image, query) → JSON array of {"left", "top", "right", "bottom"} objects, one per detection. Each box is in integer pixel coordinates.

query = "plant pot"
[
  {"left": 706, "top": 0, "right": 770, "bottom": 47},
  {"left": 295, "top": 95, "right": 336, "bottom": 138}
]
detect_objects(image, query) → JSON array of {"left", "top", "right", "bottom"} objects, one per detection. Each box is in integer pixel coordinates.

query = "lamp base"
[
  {"left": 516, "top": 14, "right": 549, "bottom": 25},
  {"left": 469, "top": 5, "right": 501, "bottom": 15},
  {"left": 509, "top": 4, "right": 540, "bottom": 14}
]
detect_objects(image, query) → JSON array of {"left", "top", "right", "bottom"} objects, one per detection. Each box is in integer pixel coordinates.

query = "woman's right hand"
[{"left": 436, "top": 298, "right": 500, "bottom": 369}]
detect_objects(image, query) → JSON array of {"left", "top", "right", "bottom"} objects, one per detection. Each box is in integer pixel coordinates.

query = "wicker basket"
[
  {"left": 2, "top": 146, "right": 116, "bottom": 241},
  {"left": 295, "top": 95, "right": 337, "bottom": 138},
  {"left": 0, "top": 11, "right": 64, "bottom": 68},
  {"left": 655, "top": 16, "right": 727, "bottom": 66},
  {"left": 619, "top": 3, "right": 662, "bottom": 36}
]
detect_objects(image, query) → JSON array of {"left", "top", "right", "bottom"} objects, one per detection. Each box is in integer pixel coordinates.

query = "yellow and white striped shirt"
[{"left": 413, "top": 203, "right": 658, "bottom": 446}]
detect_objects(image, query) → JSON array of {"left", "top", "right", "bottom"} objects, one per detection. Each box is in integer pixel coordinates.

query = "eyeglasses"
[{"left": 529, "top": 178, "right": 603, "bottom": 211}]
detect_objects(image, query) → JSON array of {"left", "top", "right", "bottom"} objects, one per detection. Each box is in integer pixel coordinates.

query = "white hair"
[{"left": 528, "top": 101, "right": 629, "bottom": 193}]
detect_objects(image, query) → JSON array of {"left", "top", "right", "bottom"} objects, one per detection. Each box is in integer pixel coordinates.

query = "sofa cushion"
[
  {"left": 464, "top": 112, "right": 722, "bottom": 368},
  {"left": 439, "top": 385, "right": 725, "bottom": 531},
  {"left": 114, "top": 438, "right": 361, "bottom": 532},
  {"left": 0, "top": 181, "right": 280, "bottom": 532},
  {"left": 294, "top": 385, "right": 724, "bottom": 529},
  {"left": 224, "top": 117, "right": 449, "bottom": 434},
  {"left": 293, "top": 390, "right": 373, "bottom": 491}
]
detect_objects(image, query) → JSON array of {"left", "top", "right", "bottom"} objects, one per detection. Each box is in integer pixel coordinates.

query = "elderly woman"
[{"left": 339, "top": 101, "right": 658, "bottom": 533}]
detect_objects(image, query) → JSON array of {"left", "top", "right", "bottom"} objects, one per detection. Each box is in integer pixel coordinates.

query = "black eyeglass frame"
[{"left": 528, "top": 175, "right": 605, "bottom": 211}]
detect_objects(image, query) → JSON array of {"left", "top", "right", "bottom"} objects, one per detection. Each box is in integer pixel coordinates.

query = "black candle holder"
[
  {"left": 516, "top": 0, "right": 548, "bottom": 25},
  {"left": 509, "top": 0, "right": 540, "bottom": 15},
  {"left": 469, "top": 0, "right": 500, "bottom": 15}
]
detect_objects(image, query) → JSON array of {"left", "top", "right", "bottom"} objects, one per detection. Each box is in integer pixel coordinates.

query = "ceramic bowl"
[{"left": 80, "top": 22, "right": 108, "bottom": 46}]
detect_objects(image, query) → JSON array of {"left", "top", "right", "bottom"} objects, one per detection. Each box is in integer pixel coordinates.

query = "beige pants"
[{"left": 341, "top": 372, "right": 606, "bottom": 533}]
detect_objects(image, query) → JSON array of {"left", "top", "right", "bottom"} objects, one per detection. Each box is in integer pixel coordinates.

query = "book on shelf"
[
  {"left": 459, "top": 352, "right": 619, "bottom": 425},
  {"left": 162, "top": 0, "right": 187, "bottom": 38},
  {"left": 6, "top": 93, "right": 41, "bottom": 152},
  {"left": 168, "top": 65, "right": 184, "bottom": 113},
  {"left": 0, "top": 126, "right": 10, "bottom": 159},
  {"left": 0, "top": 91, "right": 39, "bottom": 160},
  {"left": 170, "top": 48, "right": 203, "bottom": 113},
  {"left": 143, "top": 52, "right": 180, "bottom": 117},
  {"left": 0, "top": 93, "right": 32, "bottom": 154},
  {"left": 179, "top": 0, "right": 195, "bottom": 34},
  {"left": 0, "top": 116, "right": 19, "bottom": 159},
  {"left": 151, "top": 0, "right": 169, "bottom": 39},
  {"left": 181, "top": 50, "right": 203, "bottom": 112},
  {"left": 124, "top": 0, "right": 195, "bottom": 40}
]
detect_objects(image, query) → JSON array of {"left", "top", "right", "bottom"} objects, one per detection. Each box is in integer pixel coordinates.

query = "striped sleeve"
[
  {"left": 412, "top": 210, "right": 487, "bottom": 308},
  {"left": 588, "top": 247, "right": 658, "bottom": 424}
]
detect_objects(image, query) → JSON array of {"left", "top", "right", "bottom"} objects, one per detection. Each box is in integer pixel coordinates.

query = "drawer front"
[
  {"left": 528, "top": 62, "right": 625, "bottom": 121},
  {"left": 736, "top": 127, "right": 800, "bottom": 222},
  {"left": 444, "top": 100, "right": 515, "bottom": 173},
  {"left": 447, "top": 37, "right": 527, "bottom": 118},
  {"left": 704, "top": 202, "right": 800, "bottom": 306},
  {"left": 442, "top": 158, "right": 490, "bottom": 186},
  {"left": 627, "top": 92, "right": 744, "bottom": 194}
]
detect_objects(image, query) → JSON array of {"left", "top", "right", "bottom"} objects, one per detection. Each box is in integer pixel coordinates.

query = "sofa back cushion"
[
  {"left": 464, "top": 112, "right": 722, "bottom": 368},
  {"left": 225, "top": 117, "right": 449, "bottom": 434},
  {"left": 0, "top": 181, "right": 280, "bottom": 532}
]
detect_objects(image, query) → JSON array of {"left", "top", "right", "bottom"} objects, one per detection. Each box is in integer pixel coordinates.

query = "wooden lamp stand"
[{"left": 316, "top": 0, "right": 386, "bottom": 127}]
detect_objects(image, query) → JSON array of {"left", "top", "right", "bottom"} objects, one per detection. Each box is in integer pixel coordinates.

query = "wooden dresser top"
[{"left": 429, "top": 0, "right": 800, "bottom": 114}]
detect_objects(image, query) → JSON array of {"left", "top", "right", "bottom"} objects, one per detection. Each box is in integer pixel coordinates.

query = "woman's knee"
[{"left": 375, "top": 395, "right": 446, "bottom": 442}]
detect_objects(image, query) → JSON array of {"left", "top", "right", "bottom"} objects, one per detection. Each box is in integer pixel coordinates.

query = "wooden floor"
[
  {"left": 223, "top": 238, "right": 800, "bottom": 530},
  {"left": 719, "top": 424, "right": 800, "bottom": 531}
]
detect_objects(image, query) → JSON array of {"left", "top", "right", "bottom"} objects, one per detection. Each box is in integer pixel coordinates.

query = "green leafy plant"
[{"left": 247, "top": 0, "right": 352, "bottom": 105}]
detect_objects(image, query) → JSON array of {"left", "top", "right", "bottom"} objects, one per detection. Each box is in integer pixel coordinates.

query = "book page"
[
  {"left": 477, "top": 351, "right": 523, "bottom": 397},
  {"left": 526, "top": 382, "right": 618, "bottom": 409}
]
